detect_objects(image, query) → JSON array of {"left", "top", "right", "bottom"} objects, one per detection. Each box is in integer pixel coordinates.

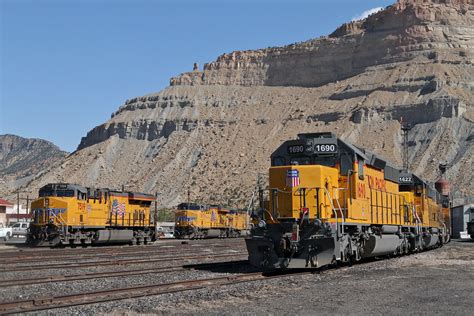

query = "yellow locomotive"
[
  {"left": 174, "top": 203, "right": 249, "bottom": 239},
  {"left": 246, "top": 132, "right": 451, "bottom": 270},
  {"left": 28, "top": 183, "right": 156, "bottom": 246}
]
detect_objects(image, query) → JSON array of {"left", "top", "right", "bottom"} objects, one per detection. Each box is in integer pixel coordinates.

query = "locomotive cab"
[{"left": 29, "top": 184, "right": 87, "bottom": 246}]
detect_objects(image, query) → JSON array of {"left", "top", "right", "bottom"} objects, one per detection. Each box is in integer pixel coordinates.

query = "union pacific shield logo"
[{"left": 286, "top": 169, "right": 300, "bottom": 187}]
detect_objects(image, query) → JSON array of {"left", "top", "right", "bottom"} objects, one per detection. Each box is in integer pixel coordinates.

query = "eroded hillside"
[
  {"left": 7, "top": 0, "right": 473, "bottom": 205},
  {"left": 0, "top": 135, "right": 68, "bottom": 195}
]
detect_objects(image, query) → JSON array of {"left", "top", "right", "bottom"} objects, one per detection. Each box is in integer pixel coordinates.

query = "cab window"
[
  {"left": 56, "top": 190, "right": 75, "bottom": 197},
  {"left": 289, "top": 157, "right": 310, "bottom": 165},
  {"left": 340, "top": 154, "right": 352, "bottom": 176},
  {"left": 39, "top": 190, "right": 53, "bottom": 197},
  {"left": 358, "top": 160, "right": 364, "bottom": 180},
  {"left": 272, "top": 157, "right": 286, "bottom": 166},
  {"left": 313, "top": 156, "right": 336, "bottom": 167},
  {"left": 415, "top": 185, "right": 423, "bottom": 196}
]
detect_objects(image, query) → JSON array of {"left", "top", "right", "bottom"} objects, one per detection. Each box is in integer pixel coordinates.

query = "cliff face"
[
  {"left": 9, "top": 0, "right": 474, "bottom": 205},
  {"left": 170, "top": 0, "right": 472, "bottom": 88},
  {"left": 0, "top": 135, "right": 68, "bottom": 194}
]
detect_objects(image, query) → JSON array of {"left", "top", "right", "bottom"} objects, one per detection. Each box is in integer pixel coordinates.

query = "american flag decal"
[
  {"left": 112, "top": 199, "right": 126, "bottom": 218},
  {"left": 286, "top": 169, "right": 300, "bottom": 187}
]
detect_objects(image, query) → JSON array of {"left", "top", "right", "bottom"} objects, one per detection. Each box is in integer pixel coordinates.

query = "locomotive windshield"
[
  {"left": 39, "top": 189, "right": 75, "bottom": 197},
  {"left": 177, "top": 203, "right": 203, "bottom": 211}
]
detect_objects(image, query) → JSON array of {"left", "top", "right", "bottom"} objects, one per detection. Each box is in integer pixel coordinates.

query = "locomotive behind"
[
  {"left": 246, "top": 132, "right": 451, "bottom": 270},
  {"left": 174, "top": 203, "right": 249, "bottom": 239},
  {"left": 28, "top": 183, "right": 156, "bottom": 246}
]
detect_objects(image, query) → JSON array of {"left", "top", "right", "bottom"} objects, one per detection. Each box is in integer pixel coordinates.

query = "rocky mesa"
[{"left": 9, "top": 0, "right": 474, "bottom": 206}]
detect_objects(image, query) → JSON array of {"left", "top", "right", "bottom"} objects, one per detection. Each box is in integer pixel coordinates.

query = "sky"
[{"left": 0, "top": 0, "right": 394, "bottom": 152}]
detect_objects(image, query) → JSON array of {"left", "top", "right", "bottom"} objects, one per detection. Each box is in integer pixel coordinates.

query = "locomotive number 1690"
[{"left": 314, "top": 144, "right": 337, "bottom": 153}]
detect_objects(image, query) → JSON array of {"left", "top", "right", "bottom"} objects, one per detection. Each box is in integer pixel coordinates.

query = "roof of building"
[{"left": 0, "top": 198, "right": 14, "bottom": 207}]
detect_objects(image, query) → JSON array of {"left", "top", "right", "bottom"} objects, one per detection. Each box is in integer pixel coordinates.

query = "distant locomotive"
[
  {"left": 174, "top": 203, "right": 249, "bottom": 239},
  {"left": 28, "top": 183, "right": 156, "bottom": 246},
  {"left": 246, "top": 132, "right": 451, "bottom": 270}
]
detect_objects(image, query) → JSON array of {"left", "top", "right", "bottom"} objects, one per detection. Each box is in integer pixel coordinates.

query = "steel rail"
[
  {"left": 0, "top": 251, "right": 248, "bottom": 273},
  {"left": 0, "top": 245, "right": 247, "bottom": 265},
  {"left": 0, "top": 260, "right": 250, "bottom": 287},
  {"left": 0, "top": 269, "right": 307, "bottom": 314},
  {"left": 0, "top": 239, "right": 244, "bottom": 258}
]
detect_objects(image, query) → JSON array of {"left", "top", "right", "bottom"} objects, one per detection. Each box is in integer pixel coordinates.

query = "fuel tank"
[
  {"left": 361, "top": 235, "right": 401, "bottom": 258},
  {"left": 93, "top": 229, "right": 134, "bottom": 243},
  {"left": 423, "top": 233, "right": 439, "bottom": 249}
]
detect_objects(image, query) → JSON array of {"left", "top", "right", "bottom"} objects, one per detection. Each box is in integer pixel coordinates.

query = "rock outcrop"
[
  {"left": 5, "top": 0, "right": 473, "bottom": 205},
  {"left": 0, "top": 135, "right": 68, "bottom": 195}
]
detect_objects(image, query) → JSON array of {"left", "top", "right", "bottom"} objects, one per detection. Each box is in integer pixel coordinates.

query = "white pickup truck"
[{"left": 0, "top": 223, "right": 12, "bottom": 241}]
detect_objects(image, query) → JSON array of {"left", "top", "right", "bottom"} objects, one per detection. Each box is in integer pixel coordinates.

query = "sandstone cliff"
[{"left": 8, "top": 0, "right": 474, "bottom": 206}]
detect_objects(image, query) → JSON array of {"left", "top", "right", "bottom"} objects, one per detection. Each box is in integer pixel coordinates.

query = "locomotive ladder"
[
  {"left": 50, "top": 211, "right": 68, "bottom": 235},
  {"left": 324, "top": 187, "right": 346, "bottom": 240}
]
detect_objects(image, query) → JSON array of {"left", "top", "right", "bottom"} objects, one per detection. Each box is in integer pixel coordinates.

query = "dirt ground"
[
  {"left": 4, "top": 239, "right": 472, "bottom": 315},
  {"left": 154, "top": 239, "right": 474, "bottom": 315}
]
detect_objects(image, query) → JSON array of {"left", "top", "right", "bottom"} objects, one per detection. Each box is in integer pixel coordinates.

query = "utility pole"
[
  {"left": 17, "top": 191, "right": 20, "bottom": 223},
  {"left": 401, "top": 119, "right": 412, "bottom": 171},
  {"left": 26, "top": 195, "right": 30, "bottom": 218},
  {"left": 154, "top": 192, "right": 161, "bottom": 223}
]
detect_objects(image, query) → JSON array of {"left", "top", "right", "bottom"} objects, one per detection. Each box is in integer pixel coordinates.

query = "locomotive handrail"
[
  {"left": 413, "top": 205, "right": 422, "bottom": 232},
  {"left": 49, "top": 211, "right": 67, "bottom": 236},
  {"left": 324, "top": 187, "right": 339, "bottom": 240},
  {"left": 49, "top": 210, "right": 67, "bottom": 226},
  {"left": 333, "top": 188, "right": 347, "bottom": 237},
  {"left": 296, "top": 186, "right": 323, "bottom": 221}
]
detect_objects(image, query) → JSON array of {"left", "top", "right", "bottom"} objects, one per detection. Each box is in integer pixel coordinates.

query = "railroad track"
[
  {"left": 0, "top": 265, "right": 309, "bottom": 314},
  {"left": 0, "top": 259, "right": 250, "bottom": 287},
  {"left": 0, "top": 251, "right": 249, "bottom": 273},
  {"left": 0, "top": 244, "right": 247, "bottom": 265},
  {"left": 0, "top": 239, "right": 244, "bottom": 261}
]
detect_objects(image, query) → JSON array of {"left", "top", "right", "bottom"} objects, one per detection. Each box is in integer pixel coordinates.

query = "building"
[
  {"left": 5, "top": 202, "right": 30, "bottom": 225},
  {"left": 451, "top": 196, "right": 474, "bottom": 239},
  {"left": 0, "top": 198, "right": 14, "bottom": 225}
]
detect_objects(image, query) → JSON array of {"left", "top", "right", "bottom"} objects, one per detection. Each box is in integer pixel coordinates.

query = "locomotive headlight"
[{"left": 258, "top": 220, "right": 266, "bottom": 229}]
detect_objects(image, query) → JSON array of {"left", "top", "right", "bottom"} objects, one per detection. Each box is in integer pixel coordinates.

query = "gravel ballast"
[{"left": 0, "top": 239, "right": 472, "bottom": 315}]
